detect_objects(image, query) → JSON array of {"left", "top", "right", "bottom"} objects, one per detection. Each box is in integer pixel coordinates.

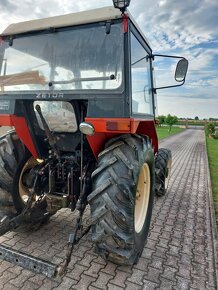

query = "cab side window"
[{"left": 131, "top": 33, "right": 153, "bottom": 115}]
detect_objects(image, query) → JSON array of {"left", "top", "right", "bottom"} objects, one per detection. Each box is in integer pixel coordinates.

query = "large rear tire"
[
  {"left": 155, "top": 148, "right": 172, "bottom": 197},
  {"left": 0, "top": 130, "right": 24, "bottom": 215},
  {"left": 88, "top": 134, "right": 154, "bottom": 265}
]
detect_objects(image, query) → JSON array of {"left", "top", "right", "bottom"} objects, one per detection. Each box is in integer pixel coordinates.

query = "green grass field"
[
  {"left": 156, "top": 126, "right": 185, "bottom": 139},
  {"left": 206, "top": 137, "right": 218, "bottom": 224}
]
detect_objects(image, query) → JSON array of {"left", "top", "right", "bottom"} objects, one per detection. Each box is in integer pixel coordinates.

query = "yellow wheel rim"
[
  {"left": 165, "top": 159, "right": 172, "bottom": 190},
  {"left": 19, "top": 157, "right": 39, "bottom": 203},
  {"left": 134, "top": 163, "right": 150, "bottom": 234}
]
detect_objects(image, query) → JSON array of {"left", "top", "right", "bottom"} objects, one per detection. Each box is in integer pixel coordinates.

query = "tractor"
[{"left": 0, "top": 1, "right": 188, "bottom": 277}]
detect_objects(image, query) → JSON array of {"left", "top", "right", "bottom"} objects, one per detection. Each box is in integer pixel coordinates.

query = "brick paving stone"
[
  {"left": 1, "top": 283, "right": 19, "bottom": 290},
  {"left": 37, "top": 278, "right": 60, "bottom": 290},
  {"left": 92, "top": 255, "right": 107, "bottom": 266},
  {"left": 0, "top": 270, "right": 17, "bottom": 286},
  {"left": 149, "top": 255, "right": 164, "bottom": 270},
  {"left": 72, "top": 274, "right": 96, "bottom": 289},
  {"left": 160, "top": 266, "right": 177, "bottom": 281},
  {"left": 0, "top": 261, "right": 13, "bottom": 273},
  {"left": 159, "top": 277, "right": 176, "bottom": 289},
  {"left": 53, "top": 276, "right": 77, "bottom": 290},
  {"left": 191, "top": 276, "right": 207, "bottom": 290},
  {"left": 78, "top": 253, "right": 96, "bottom": 268},
  {"left": 0, "top": 129, "right": 217, "bottom": 290},
  {"left": 20, "top": 280, "right": 39, "bottom": 290},
  {"left": 175, "top": 275, "right": 191, "bottom": 290},
  {"left": 84, "top": 262, "right": 105, "bottom": 278},
  {"left": 133, "top": 257, "right": 150, "bottom": 271},
  {"left": 146, "top": 266, "right": 162, "bottom": 284},
  {"left": 153, "top": 245, "right": 168, "bottom": 259},
  {"left": 101, "top": 262, "right": 117, "bottom": 275},
  {"left": 89, "top": 286, "right": 100, "bottom": 290},
  {"left": 66, "top": 264, "right": 88, "bottom": 280},
  {"left": 164, "top": 254, "right": 179, "bottom": 269},
  {"left": 116, "top": 265, "right": 132, "bottom": 274},
  {"left": 127, "top": 268, "right": 145, "bottom": 285},
  {"left": 28, "top": 273, "right": 45, "bottom": 287},
  {"left": 143, "top": 279, "right": 159, "bottom": 289},
  {"left": 141, "top": 247, "right": 155, "bottom": 259},
  {"left": 158, "top": 237, "right": 170, "bottom": 249},
  {"left": 109, "top": 270, "right": 131, "bottom": 288},
  {"left": 125, "top": 281, "right": 143, "bottom": 290},
  {"left": 91, "top": 271, "right": 113, "bottom": 289},
  {"left": 7, "top": 265, "right": 22, "bottom": 276},
  {"left": 10, "top": 269, "right": 35, "bottom": 288},
  {"left": 107, "top": 283, "right": 123, "bottom": 290}
]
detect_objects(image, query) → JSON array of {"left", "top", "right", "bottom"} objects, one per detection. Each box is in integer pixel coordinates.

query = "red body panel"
[
  {"left": 86, "top": 118, "right": 158, "bottom": 158},
  {"left": 0, "top": 115, "right": 38, "bottom": 158},
  {"left": 0, "top": 114, "right": 158, "bottom": 160}
]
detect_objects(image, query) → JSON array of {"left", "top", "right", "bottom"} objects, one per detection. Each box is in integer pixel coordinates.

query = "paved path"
[{"left": 0, "top": 129, "right": 217, "bottom": 289}]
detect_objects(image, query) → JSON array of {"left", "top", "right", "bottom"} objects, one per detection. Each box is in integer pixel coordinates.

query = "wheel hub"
[{"left": 19, "top": 157, "right": 40, "bottom": 203}]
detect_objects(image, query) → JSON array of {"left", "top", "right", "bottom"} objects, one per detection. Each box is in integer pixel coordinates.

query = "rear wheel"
[
  {"left": 0, "top": 130, "right": 24, "bottom": 216},
  {"left": 155, "top": 148, "right": 172, "bottom": 196},
  {"left": 88, "top": 134, "right": 154, "bottom": 265}
]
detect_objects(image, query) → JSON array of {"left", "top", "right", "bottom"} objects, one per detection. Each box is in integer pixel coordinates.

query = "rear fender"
[
  {"left": 85, "top": 118, "right": 158, "bottom": 158},
  {"left": 0, "top": 115, "right": 38, "bottom": 158}
]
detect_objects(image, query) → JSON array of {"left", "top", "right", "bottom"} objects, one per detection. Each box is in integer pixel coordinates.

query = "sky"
[{"left": 0, "top": 0, "right": 217, "bottom": 119}]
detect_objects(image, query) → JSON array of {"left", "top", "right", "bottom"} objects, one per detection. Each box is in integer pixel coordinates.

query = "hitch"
[
  {"left": 0, "top": 208, "right": 90, "bottom": 278},
  {"left": 0, "top": 193, "right": 91, "bottom": 278},
  {"left": 0, "top": 245, "right": 57, "bottom": 278},
  {"left": 0, "top": 211, "right": 58, "bottom": 277}
]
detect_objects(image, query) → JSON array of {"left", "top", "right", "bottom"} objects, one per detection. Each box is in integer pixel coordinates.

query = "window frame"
[
  {"left": 0, "top": 21, "right": 125, "bottom": 95},
  {"left": 129, "top": 22, "right": 155, "bottom": 119}
]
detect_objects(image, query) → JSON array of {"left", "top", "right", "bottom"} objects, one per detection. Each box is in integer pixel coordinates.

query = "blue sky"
[{"left": 0, "top": 0, "right": 217, "bottom": 119}]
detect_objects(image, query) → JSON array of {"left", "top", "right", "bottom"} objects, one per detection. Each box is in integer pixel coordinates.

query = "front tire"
[{"left": 88, "top": 134, "right": 154, "bottom": 265}]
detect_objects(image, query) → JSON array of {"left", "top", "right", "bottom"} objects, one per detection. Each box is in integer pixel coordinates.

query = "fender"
[
  {"left": 85, "top": 118, "right": 158, "bottom": 158},
  {"left": 0, "top": 115, "right": 38, "bottom": 158}
]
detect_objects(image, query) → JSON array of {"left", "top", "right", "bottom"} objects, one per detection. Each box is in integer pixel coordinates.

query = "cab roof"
[
  {"left": 1, "top": 6, "right": 122, "bottom": 36},
  {"left": 1, "top": 6, "right": 150, "bottom": 49}
]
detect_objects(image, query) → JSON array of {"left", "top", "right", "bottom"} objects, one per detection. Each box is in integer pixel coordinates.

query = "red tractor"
[{"left": 0, "top": 1, "right": 188, "bottom": 277}]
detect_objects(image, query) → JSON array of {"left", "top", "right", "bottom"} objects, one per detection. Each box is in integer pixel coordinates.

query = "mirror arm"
[
  {"left": 153, "top": 80, "right": 185, "bottom": 94},
  {"left": 151, "top": 54, "right": 186, "bottom": 60}
]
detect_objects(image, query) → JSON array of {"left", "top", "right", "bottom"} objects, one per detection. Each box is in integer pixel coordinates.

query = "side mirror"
[
  {"left": 175, "top": 59, "right": 188, "bottom": 82},
  {"left": 152, "top": 54, "right": 189, "bottom": 92}
]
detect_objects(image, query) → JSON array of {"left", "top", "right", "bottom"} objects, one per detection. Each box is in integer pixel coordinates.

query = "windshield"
[{"left": 0, "top": 23, "right": 123, "bottom": 92}]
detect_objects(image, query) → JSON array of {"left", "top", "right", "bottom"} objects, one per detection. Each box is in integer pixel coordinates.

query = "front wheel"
[{"left": 88, "top": 134, "right": 154, "bottom": 265}]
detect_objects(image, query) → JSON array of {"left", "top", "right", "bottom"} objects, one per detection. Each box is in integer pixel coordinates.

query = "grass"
[
  {"left": 206, "top": 136, "right": 218, "bottom": 225},
  {"left": 156, "top": 126, "right": 185, "bottom": 139}
]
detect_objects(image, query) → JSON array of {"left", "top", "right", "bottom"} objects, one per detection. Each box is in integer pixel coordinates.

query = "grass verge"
[
  {"left": 206, "top": 136, "right": 218, "bottom": 225},
  {"left": 156, "top": 126, "right": 185, "bottom": 140}
]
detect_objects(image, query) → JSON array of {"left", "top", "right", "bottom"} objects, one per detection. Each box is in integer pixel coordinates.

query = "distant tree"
[
  {"left": 206, "top": 122, "right": 216, "bottom": 137},
  {"left": 194, "top": 116, "right": 199, "bottom": 120},
  {"left": 165, "top": 114, "right": 178, "bottom": 132},
  {"left": 157, "top": 115, "right": 166, "bottom": 127}
]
